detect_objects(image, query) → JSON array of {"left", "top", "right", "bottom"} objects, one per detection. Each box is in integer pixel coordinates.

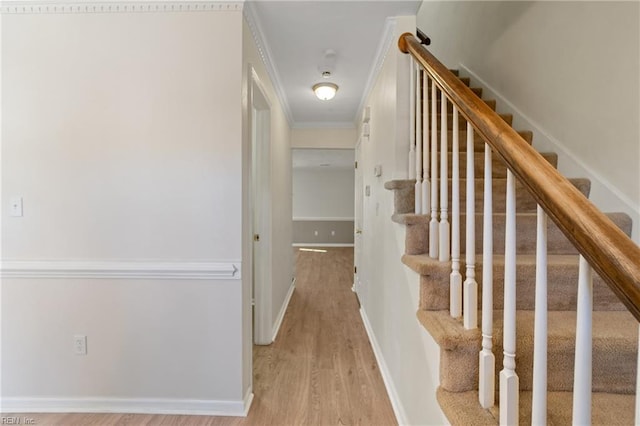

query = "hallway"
[{"left": 10, "top": 247, "right": 397, "bottom": 426}]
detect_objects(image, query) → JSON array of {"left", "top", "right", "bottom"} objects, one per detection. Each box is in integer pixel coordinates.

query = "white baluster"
[
  {"left": 573, "top": 255, "right": 593, "bottom": 425},
  {"left": 449, "top": 105, "right": 462, "bottom": 318},
  {"left": 479, "top": 142, "right": 495, "bottom": 408},
  {"left": 439, "top": 91, "right": 450, "bottom": 262},
  {"left": 422, "top": 72, "right": 430, "bottom": 215},
  {"left": 464, "top": 122, "right": 478, "bottom": 330},
  {"left": 408, "top": 59, "right": 416, "bottom": 182},
  {"left": 532, "top": 205, "right": 548, "bottom": 425},
  {"left": 429, "top": 80, "right": 439, "bottom": 258},
  {"left": 500, "top": 170, "right": 519, "bottom": 426},
  {"left": 414, "top": 66, "right": 422, "bottom": 214}
]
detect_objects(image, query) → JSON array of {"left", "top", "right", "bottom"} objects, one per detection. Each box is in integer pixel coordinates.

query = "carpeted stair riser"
[
  {"left": 403, "top": 254, "right": 627, "bottom": 312},
  {"left": 386, "top": 178, "right": 592, "bottom": 215},
  {"left": 394, "top": 211, "right": 632, "bottom": 256},
  {"left": 417, "top": 310, "right": 638, "bottom": 394}
]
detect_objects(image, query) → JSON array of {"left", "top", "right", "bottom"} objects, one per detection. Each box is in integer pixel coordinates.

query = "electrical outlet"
[
  {"left": 331, "top": 230, "right": 336, "bottom": 236},
  {"left": 74, "top": 335, "right": 87, "bottom": 355},
  {"left": 314, "top": 230, "right": 318, "bottom": 236}
]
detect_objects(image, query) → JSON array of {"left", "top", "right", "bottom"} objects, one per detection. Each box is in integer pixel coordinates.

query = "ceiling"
[{"left": 247, "top": 0, "right": 421, "bottom": 128}]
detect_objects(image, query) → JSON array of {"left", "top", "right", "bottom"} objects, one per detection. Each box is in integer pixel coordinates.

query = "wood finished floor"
[{"left": 4, "top": 247, "right": 397, "bottom": 426}]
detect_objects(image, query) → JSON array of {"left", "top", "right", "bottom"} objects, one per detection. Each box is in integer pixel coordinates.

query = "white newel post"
[
  {"left": 463, "top": 121, "right": 477, "bottom": 330},
  {"left": 450, "top": 105, "right": 462, "bottom": 318},
  {"left": 479, "top": 142, "right": 495, "bottom": 408},
  {"left": 573, "top": 255, "right": 593, "bottom": 425},
  {"left": 500, "top": 170, "right": 519, "bottom": 426},
  {"left": 532, "top": 205, "right": 548, "bottom": 425},
  {"left": 429, "top": 80, "right": 439, "bottom": 258},
  {"left": 415, "top": 66, "right": 422, "bottom": 214},
  {"left": 422, "top": 72, "right": 430, "bottom": 215},
  {"left": 408, "top": 59, "right": 416, "bottom": 181},
  {"left": 439, "top": 91, "right": 450, "bottom": 262}
]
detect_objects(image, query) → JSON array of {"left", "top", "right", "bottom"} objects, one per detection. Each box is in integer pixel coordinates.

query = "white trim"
[
  {"left": 292, "top": 243, "right": 354, "bottom": 248},
  {"left": 293, "top": 217, "right": 355, "bottom": 222},
  {"left": 354, "top": 17, "right": 397, "bottom": 126},
  {"left": 0, "top": 394, "right": 251, "bottom": 416},
  {"left": 459, "top": 63, "right": 640, "bottom": 243},
  {"left": 0, "top": 260, "right": 240, "bottom": 280},
  {"left": 359, "top": 307, "right": 406, "bottom": 425},
  {"left": 242, "top": 387, "right": 254, "bottom": 416},
  {"left": 272, "top": 279, "right": 295, "bottom": 341},
  {"left": 0, "top": 1, "right": 244, "bottom": 14},
  {"left": 242, "top": 1, "right": 294, "bottom": 126}
]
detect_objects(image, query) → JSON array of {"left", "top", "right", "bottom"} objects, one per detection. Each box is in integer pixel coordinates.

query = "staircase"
[{"left": 385, "top": 71, "right": 638, "bottom": 424}]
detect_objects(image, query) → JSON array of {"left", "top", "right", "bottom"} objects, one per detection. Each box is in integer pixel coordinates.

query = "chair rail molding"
[
  {"left": 0, "top": 260, "right": 241, "bottom": 280},
  {"left": 0, "top": 1, "right": 244, "bottom": 14}
]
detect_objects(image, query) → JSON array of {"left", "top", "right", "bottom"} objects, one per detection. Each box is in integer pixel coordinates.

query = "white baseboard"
[
  {"left": 459, "top": 63, "right": 640, "bottom": 243},
  {"left": 292, "top": 243, "right": 354, "bottom": 248},
  {"left": 272, "top": 279, "right": 295, "bottom": 341},
  {"left": 359, "top": 307, "right": 407, "bottom": 425},
  {"left": 1, "top": 391, "right": 254, "bottom": 416}
]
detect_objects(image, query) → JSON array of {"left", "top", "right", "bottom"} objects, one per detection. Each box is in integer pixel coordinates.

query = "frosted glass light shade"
[{"left": 313, "top": 82, "right": 338, "bottom": 100}]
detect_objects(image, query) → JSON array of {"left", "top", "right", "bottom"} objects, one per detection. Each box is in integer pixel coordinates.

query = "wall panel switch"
[{"left": 10, "top": 197, "right": 23, "bottom": 217}]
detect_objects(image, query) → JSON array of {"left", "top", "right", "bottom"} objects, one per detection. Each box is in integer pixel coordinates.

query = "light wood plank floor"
[{"left": 3, "top": 247, "right": 397, "bottom": 426}]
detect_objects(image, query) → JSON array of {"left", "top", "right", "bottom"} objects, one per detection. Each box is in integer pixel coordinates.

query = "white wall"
[
  {"left": 355, "top": 16, "right": 448, "bottom": 425},
  {"left": 2, "top": 6, "right": 249, "bottom": 414},
  {"left": 242, "top": 16, "right": 293, "bottom": 345},
  {"left": 291, "top": 127, "right": 357, "bottom": 149},
  {"left": 292, "top": 168, "right": 355, "bottom": 219},
  {"left": 418, "top": 1, "right": 640, "bottom": 242}
]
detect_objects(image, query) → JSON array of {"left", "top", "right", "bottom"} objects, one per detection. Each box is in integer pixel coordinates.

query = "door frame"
[{"left": 250, "top": 68, "right": 273, "bottom": 345}]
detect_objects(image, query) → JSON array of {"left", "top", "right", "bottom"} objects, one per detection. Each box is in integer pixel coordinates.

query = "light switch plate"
[{"left": 10, "top": 197, "right": 23, "bottom": 217}]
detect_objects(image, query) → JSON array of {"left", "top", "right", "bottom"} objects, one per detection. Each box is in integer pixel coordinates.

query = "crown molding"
[
  {"left": 242, "top": 1, "right": 294, "bottom": 127},
  {"left": 354, "top": 17, "right": 398, "bottom": 125},
  {"left": 1, "top": 260, "right": 241, "bottom": 280},
  {"left": 0, "top": 0, "right": 244, "bottom": 14}
]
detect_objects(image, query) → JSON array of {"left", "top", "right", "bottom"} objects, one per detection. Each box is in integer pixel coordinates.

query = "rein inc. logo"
[{"left": 1, "top": 417, "right": 36, "bottom": 425}]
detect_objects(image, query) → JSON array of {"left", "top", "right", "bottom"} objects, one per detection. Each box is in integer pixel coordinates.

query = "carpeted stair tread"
[
  {"left": 396, "top": 211, "right": 632, "bottom": 256},
  {"left": 457, "top": 211, "right": 632, "bottom": 255},
  {"left": 437, "top": 129, "right": 532, "bottom": 151},
  {"left": 437, "top": 387, "right": 636, "bottom": 426},
  {"left": 386, "top": 178, "right": 592, "bottom": 215},
  {"left": 445, "top": 151, "right": 557, "bottom": 178},
  {"left": 405, "top": 253, "right": 627, "bottom": 311},
  {"left": 433, "top": 98, "right": 497, "bottom": 114},
  {"left": 429, "top": 86, "right": 482, "bottom": 97},
  {"left": 418, "top": 310, "right": 638, "bottom": 393},
  {"left": 434, "top": 112, "right": 512, "bottom": 129}
]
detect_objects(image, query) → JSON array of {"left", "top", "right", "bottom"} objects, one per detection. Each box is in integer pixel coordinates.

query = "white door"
[
  {"left": 353, "top": 138, "right": 364, "bottom": 297},
  {"left": 251, "top": 71, "right": 273, "bottom": 345}
]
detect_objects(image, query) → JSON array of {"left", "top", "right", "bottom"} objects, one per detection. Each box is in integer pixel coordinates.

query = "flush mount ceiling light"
[{"left": 313, "top": 82, "right": 338, "bottom": 101}]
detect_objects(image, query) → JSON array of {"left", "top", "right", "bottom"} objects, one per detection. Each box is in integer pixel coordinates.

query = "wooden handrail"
[{"left": 399, "top": 32, "right": 640, "bottom": 321}]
